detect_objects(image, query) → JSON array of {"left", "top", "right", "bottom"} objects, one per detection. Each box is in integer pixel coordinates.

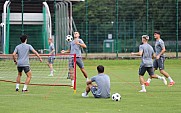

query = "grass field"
[{"left": 0, "top": 59, "right": 181, "bottom": 113}]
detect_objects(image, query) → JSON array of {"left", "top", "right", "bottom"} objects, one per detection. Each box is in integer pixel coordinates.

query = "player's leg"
[
  {"left": 80, "top": 68, "right": 88, "bottom": 79},
  {"left": 76, "top": 58, "right": 88, "bottom": 80},
  {"left": 22, "top": 66, "right": 31, "bottom": 92},
  {"left": 69, "top": 58, "right": 75, "bottom": 87},
  {"left": 82, "top": 82, "right": 94, "bottom": 97},
  {"left": 158, "top": 57, "right": 175, "bottom": 86},
  {"left": 148, "top": 67, "right": 167, "bottom": 85},
  {"left": 138, "top": 66, "right": 146, "bottom": 92},
  {"left": 69, "top": 68, "right": 74, "bottom": 87},
  {"left": 145, "top": 60, "right": 158, "bottom": 86},
  {"left": 48, "top": 57, "right": 54, "bottom": 76},
  {"left": 16, "top": 67, "right": 23, "bottom": 91},
  {"left": 160, "top": 69, "right": 175, "bottom": 86}
]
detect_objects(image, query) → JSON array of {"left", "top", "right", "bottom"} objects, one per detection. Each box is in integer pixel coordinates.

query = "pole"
[
  {"left": 21, "top": 0, "right": 24, "bottom": 35},
  {"left": 176, "top": 0, "right": 178, "bottom": 58},
  {"left": 116, "top": 0, "right": 119, "bottom": 58},
  {"left": 85, "top": 0, "right": 88, "bottom": 57},
  {"left": 54, "top": 0, "right": 56, "bottom": 53},
  {"left": 146, "top": 0, "right": 149, "bottom": 34}
]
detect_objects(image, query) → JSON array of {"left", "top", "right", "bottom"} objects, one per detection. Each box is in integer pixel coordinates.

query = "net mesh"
[{"left": 0, "top": 54, "right": 76, "bottom": 87}]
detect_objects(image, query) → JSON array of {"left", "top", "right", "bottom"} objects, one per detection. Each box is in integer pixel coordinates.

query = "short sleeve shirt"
[
  {"left": 91, "top": 73, "right": 110, "bottom": 98},
  {"left": 13, "top": 43, "right": 34, "bottom": 67}
]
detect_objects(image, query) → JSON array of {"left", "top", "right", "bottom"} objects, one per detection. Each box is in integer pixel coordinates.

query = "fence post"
[
  {"left": 85, "top": 0, "right": 88, "bottom": 57},
  {"left": 146, "top": 0, "right": 149, "bottom": 34},
  {"left": 116, "top": 0, "right": 119, "bottom": 58},
  {"left": 21, "top": 0, "right": 24, "bottom": 35},
  {"left": 176, "top": 0, "right": 178, "bottom": 58}
]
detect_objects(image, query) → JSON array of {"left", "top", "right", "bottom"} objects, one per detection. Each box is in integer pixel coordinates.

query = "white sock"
[
  {"left": 86, "top": 78, "right": 89, "bottom": 81},
  {"left": 84, "top": 91, "right": 87, "bottom": 95},
  {"left": 147, "top": 78, "right": 152, "bottom": 83},
  {"left": 50, "top": 71, "right": 53, "bottom": 74},
  {"left": 71, "top": 80, "right": 74, "bottom": 87},
  {"left": 168, "top": 77, "right": 173, "bottom": 82},
  {"left": 157, "top": 75, "right": 162, "bottom": 80},
  {"left": 141, "top": 85, "right": 146, "bottom": 90},
  {"left": 16, "top": 84, "right": 19, "bottom": 89},
  {"left": 23, "top": 84, "right": 27, "bottom": 90}
]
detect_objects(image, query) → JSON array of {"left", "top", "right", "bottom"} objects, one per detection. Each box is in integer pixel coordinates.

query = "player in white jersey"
[
  {"left": 131, "top": 35, "right": 167, "bottom": 92},
  {"left": 47, "top": 38, "right": 55, "bottom": 76},
  {"left": 61, "top": 32, "right": 88, "bottom": 87},
  {"left": 13, "top": 35, "right": 42, "bottom": 92},
  {"left": 145, "top": 31, "right": 175, "bottom": 87}
]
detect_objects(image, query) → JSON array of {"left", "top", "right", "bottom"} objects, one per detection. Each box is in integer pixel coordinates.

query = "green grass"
[{"left": 0, "top": 59, "right": 181, "bottom": 113}]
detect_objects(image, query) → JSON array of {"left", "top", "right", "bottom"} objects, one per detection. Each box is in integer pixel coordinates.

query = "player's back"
[
  {"left": 140, "top": 43, "right": 154, "bottom": 67},
  {"left": 15, "top": 43, "right": 34, "bottom": 66},
  {"left": 91, "top": 73, "right": 110, "bottom": 98}
]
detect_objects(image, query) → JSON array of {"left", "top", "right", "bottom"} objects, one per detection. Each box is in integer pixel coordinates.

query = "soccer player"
[
  {"left": 13, "top": 35, "right": 42, "bottom": 92},
  {"left": 47, "top": 38, "right": 55, "bottom": 76},
  {"left": 82, "top": 65, "right": 110, "bottom": 98},
  {"left": 61, "top": 32, "right": 88, "bottom": 87},
  {"left": 145, "top": 31, "right": 175, "bottom": 86},
  {"left": 131, "top": 35, "right": 167, "bottom": 92}
]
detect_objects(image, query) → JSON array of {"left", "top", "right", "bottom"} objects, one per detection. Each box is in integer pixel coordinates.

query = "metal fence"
[
  {"left": 72, "top": 0, "right": 181, "bottom": 57},
  {"left": 0, "top": 0, "right": 180, "bottom": 58}
]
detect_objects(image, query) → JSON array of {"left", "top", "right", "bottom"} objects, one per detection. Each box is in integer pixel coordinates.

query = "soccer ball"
[
  {"left": 112, "top": 93, "right": 121, "bottom": 101},
  {"left": 66, "top": 35, "right": 73, "bottom": 42},
  {"left": 0, "top": 23, "right": 4, "bottom": 27}
]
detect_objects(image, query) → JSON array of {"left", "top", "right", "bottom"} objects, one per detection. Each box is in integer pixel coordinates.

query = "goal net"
[{"left": 0, "top": 54, "right": 76, "bottom": 90}]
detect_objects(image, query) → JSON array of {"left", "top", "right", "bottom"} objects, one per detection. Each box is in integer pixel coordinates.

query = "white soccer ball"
[
  {"left": 66, "top": 35, "right": 73, "bottom": 42},
  {"left": 0, "top": 23, "right": 5, "bottom": 27},
  {"left": 112, "top": 93, "right": 121, "bottom": 101}
]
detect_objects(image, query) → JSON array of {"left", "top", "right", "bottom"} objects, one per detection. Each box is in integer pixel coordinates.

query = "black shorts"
[
  {"left": 17, "top": 66, "right": 31, "bottom": 73},
  {"left": 139, "top": 65, "right": 154, "bottom": 76},
  {"left": 153, "top": 56, "right": 165, "bottom": 70}
]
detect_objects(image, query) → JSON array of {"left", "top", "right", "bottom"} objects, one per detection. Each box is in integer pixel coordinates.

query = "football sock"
[
  {"left": 23, "top": 84, "right": 27, "bottom": 90},
  {"left": 50, "top": 70, "right": 53, "bottom": 74},
  {"left": 147, "top": 78, "right": 152, "bottom": 83},
  {"left": 71, "top": 80, "right": 74, "bottom": 87},
  {"left": 84, "top": 91, "right": 87, "bottom": 95},
  {"left": 157, "top": 75, "right": 162, "bottom": 80},
  {"left": 141, "top": 85, "right": 146, "bottom": 90},
  {"left": 168, "top": 76, "right": 173, "bottom": 82},
  {"left": 16, "top": 84, "right": 19, "bottom": 89}
]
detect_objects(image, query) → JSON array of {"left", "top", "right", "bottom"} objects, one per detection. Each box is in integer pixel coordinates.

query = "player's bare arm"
[
  {"left": 131, "top": 51, "right": 143, "bottom": 56},
  {"left": 32, "top": 49, "right": 42, "bottom": 62},
  {"left": 75, "top": 40, "right": 87, "bottom": 48},
  {"left": 12, "top": 52, "right": 17, "bottom": 64},
  {"left": 49, "top": 49, "right": 55, "bottom": 55},
  {"left": 152, "top": 53, "right": 156, "bottom": 59},
  {"left": 61, "top": 49, "right": 70, "bottom": 53},
  {"left": 156, "top": 47, "right": 166, "bottom": 59},
  {"left": 86, "top": 80, "right": 92, "bottom": 85}
]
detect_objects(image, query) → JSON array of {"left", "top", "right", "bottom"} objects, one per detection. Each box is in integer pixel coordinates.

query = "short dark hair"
[
  {"left": 20, "top": 35, "right": 28, "bottom": 43},
  {"left": 97, "top": 65, "right": 104, "bottom": 73},
  {"left": 154, "top": 30, "right": 161, "bottom": 35}
]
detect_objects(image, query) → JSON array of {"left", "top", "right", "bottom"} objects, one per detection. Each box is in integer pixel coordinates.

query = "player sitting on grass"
[{"left": 82, "top": 65, "right": 110, "bottom": 98}]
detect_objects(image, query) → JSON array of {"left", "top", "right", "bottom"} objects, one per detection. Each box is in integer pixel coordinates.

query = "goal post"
[{"left": 0, "top": 54, "right": 77, "bottom": 92}]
